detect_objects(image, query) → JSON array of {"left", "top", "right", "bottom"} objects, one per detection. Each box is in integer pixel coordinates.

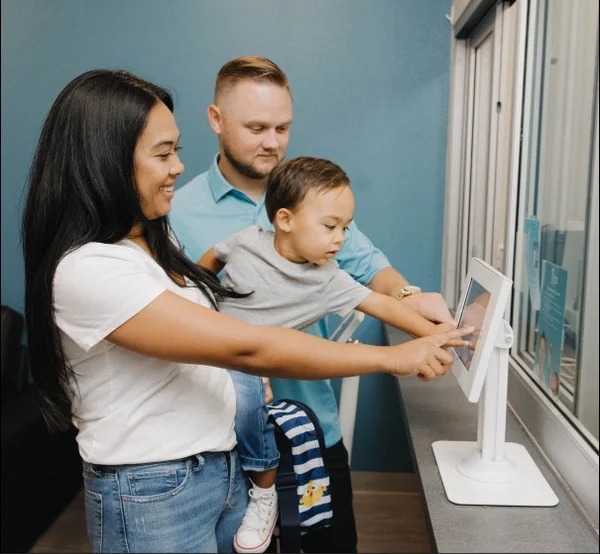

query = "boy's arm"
[
  {"left": 357, "top": 291, "right": 463, "bottom": 347},
  {"left": 333, "top": 220, "right": 453, "bottom": 324},
  {"left": 197, "top": 247, "right": 225, "bottom": 275}
]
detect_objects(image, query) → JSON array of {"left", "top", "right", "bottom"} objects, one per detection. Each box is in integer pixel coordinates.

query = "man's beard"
[{"left": 223, "top": 145, "right": 277, "bottom": 180}]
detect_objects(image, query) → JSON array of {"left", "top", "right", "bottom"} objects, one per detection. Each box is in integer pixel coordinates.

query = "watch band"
[{"left": 397, "top": 285, "right": 423, "bottom": 301}]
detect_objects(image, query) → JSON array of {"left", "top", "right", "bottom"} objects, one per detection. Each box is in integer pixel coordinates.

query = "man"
[{"left": 170, "top": 55, "right": 453, "bottom": 553}]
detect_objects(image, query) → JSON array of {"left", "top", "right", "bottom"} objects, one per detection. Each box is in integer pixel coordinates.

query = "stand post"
[
  {"left": 431, "top": 320, "right": 559, "bottom": 506},
  {"left": 477, "top": 320, "right": 513, "bottom": 463}
]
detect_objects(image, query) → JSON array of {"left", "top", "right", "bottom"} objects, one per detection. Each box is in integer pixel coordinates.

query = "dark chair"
[{"left": 1, "top": 305, "right": 83, "bottom": 553}]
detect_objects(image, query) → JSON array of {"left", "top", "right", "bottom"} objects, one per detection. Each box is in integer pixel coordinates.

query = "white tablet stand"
[{"left": 432, "top": 320, "right": 559, "bottom": 506}]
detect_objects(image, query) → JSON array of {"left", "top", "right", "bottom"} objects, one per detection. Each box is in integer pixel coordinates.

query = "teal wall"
[{"left": 1, "top": 0, "right": 451, "bottom": 471}]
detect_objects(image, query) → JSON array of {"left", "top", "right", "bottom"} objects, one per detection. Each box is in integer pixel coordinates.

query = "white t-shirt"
[{"left": 53, "top": 240, "right": 236, "bottom": 465}]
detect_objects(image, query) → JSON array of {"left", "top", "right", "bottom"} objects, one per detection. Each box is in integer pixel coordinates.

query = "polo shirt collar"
[{"left": 208, "top": 154, "right": 235, "bottom": 203}]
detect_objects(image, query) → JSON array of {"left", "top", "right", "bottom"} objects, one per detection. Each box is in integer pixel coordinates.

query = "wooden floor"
[
  {"left": 353, "top": 473, "right": 432, "bottom": 553},
  {"left": 30, "top": 472, "right": 432, "bottom": 553}
]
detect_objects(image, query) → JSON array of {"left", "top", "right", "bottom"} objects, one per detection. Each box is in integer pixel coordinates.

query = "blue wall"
[{"left": 1, "top": 0, "right": 451, "bottom": 471}]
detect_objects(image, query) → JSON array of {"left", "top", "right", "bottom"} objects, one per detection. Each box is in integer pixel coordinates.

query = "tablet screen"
[{"left": 455, "top": 279, "right": 491, "bottom": 370}]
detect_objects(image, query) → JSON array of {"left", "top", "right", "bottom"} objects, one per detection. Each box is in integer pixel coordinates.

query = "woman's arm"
[
  {"left": 107, "top": 291, "right": 472, "bottom": 382},
  {"left": 197, "top": 247, "right": 225, "bottom": 274}
]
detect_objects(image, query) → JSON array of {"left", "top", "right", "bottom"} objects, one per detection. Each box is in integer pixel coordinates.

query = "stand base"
[{"left": 432, "top": 441, "right": 559, "bottom": 506}]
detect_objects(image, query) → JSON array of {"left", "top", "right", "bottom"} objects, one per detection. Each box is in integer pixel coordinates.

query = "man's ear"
[
  {"left": 207, "top": 104, "right": 222, "bottom": 135},
  {"left": 274, "top": 208, "right": 294, "bottom": 233}
]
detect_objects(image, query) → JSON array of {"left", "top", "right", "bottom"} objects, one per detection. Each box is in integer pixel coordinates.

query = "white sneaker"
[{"left": 234, "top": 482, "right": 279, "bottom": 554}]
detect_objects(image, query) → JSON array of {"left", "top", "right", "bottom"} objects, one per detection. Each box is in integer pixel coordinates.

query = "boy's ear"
[{"left": 275, "top": 208, "right": 293, "bottom": 232}]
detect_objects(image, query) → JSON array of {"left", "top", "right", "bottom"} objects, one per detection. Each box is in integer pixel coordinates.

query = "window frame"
[{"left": 442, "top": 0, "right": 599, "bottom": 530}]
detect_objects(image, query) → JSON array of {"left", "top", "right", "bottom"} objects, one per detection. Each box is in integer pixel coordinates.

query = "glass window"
[{"left": 514, "top": 0, "right": 599, "bottom": 443}]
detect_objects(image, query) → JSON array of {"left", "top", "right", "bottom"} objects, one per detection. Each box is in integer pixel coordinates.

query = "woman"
[{"left": 21, "top": 69, "right": 470, "bottom": 553}]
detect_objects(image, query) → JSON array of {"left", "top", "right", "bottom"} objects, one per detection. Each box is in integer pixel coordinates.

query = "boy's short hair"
[
  {"left": 215, "top": 56, "right": 290, "bottom": 101},
  {"left": 265, "top": 157, "right": 350, "bottom": 222}
]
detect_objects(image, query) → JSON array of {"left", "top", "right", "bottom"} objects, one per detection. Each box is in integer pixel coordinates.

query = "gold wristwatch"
[{"left": 397, "top": 285, "right": 422, "bottom": 301}]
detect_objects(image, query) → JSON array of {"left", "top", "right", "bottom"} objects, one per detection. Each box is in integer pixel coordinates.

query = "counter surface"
[{"left": 387, "top": 326, "right": 598, "bottom": 553}]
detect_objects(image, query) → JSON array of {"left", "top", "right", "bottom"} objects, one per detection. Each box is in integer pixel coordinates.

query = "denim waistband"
[{"left": 83, "top": 450, "right": 232, "bottom": 475}]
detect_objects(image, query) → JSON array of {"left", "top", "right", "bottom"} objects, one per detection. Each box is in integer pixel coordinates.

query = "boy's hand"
[{"left": 434, "top": 322, "right": 469, "bottom": 348}]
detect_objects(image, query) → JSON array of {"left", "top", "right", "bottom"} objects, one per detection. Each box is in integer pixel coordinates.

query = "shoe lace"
[{"left": 243, "top": 488, "right": 276, "bottom": 532}]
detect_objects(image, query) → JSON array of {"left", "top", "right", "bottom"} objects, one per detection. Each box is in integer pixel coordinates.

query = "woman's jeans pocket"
[
  {"left": 82, "top": 456, "right": 204, "bottom": 553},
  {"left": 84, "top": 488, "right": 103, "bottom": 553}
]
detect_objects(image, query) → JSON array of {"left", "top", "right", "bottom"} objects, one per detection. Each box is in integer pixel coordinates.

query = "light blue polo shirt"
[{"left": 169, "top": 155, "right": 391, "bottom": 448}]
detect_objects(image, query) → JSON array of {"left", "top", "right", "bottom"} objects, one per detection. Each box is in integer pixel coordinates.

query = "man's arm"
[
  {"left": 367, "top": 266, "right": 408, "bottom": 297},
  {"left": 368, "top": 267, "right": 454, "bottom": 324},
  {"left": 357, "top": 291, "right": 462, "bottom": 346},
  {"left": 197, "top": 247, "right": 225, "bottom": 275}
]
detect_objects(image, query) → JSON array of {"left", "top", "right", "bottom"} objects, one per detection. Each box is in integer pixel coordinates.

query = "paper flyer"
[
  {"left": 535, "top": 261, "right": 568, "bottom": 396},
  {"left": 524, "top": 217, "right": 542, "bottom": 311}
]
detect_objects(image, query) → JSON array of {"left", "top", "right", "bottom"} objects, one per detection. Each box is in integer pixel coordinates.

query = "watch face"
[{"left": 398, "top": 285, "right": 421, "bottom": 300}]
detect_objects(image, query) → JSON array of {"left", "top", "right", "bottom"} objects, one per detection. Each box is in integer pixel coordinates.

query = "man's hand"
[
  {"left": 401, "top": 292, "right": 454, "bottom": 324},
  {"left": 367, "top": 269, "right": 453, "bottom": 324},
  {"left": 263, "top": 377, "right": 274, "bottom": 404},
  {"left": 197, "top": 247, "right": 225, "bottom": 275}
]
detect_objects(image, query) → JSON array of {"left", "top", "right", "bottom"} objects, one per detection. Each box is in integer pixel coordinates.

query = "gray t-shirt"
[{"left": 214, "top": 225, "right": 372, "bottom": 329}]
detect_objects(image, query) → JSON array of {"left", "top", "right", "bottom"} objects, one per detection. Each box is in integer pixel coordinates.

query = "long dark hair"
[{"left": 22, "top": 69, "right": 239, "bottom": 432}]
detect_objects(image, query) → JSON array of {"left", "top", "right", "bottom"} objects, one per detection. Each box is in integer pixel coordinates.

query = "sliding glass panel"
[{"left": 514, "top": 0, "right": 599, "bottom": 443}]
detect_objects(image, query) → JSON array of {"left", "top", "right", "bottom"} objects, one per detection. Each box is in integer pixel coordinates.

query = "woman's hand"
[
  {"left": 387, "top": 326, "right": 473, "bottom": 382},
  {"left": 106, "top": 291, "right": 471, "bottom": 382}
]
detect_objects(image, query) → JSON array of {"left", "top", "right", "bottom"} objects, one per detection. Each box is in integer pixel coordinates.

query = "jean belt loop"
[{"left": 224, "top": 450, "right": 231, "bottom": 479}]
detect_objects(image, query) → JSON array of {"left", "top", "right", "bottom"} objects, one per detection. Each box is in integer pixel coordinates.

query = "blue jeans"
[
  {"left": 228, "top": 370, "right": 280, "bottom": 473},
  {"left": 82, "top": 450, "right": 248, "bottom": 553}
]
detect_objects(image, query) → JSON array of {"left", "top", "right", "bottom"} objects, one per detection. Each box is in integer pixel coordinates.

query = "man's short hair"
[
  {"left": 265, "top": 157, "right": 350, "bottom": 222},
  {"left": 215, "top": 56, "right": 290, "bottom": 101}
]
